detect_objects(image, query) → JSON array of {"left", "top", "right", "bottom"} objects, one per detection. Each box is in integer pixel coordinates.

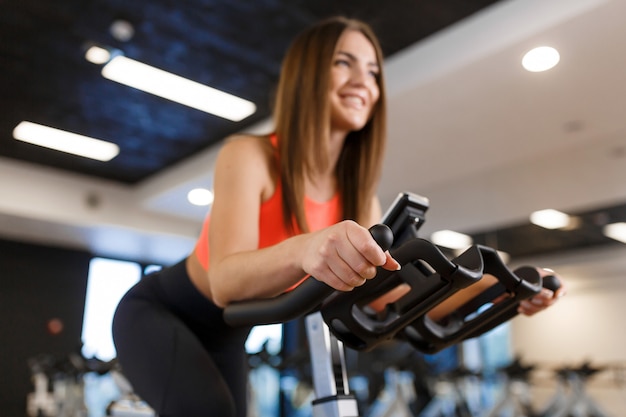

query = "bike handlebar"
[{"left": 223, "top": 224, "right": 394, "bottom": 327}]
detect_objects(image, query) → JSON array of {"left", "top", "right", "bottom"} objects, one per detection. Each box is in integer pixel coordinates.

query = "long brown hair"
[{"left": 272, "top": 16, "right": 388, "bottom": 233}]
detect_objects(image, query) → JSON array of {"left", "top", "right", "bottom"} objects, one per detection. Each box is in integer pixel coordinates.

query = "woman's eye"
[{"left": 334, "top": 59, "right": 350, "bottom": 67}]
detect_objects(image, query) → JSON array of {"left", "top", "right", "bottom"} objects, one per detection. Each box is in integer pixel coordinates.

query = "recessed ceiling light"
[
  {"left": 522, "top": 46, "right": 560, "bottom": 72},
  {"left": 431, "top": 229, "right": 473, "bottom": 250},
  {"left": 187, "top": 188, "right": 214, "bottom": 206},
  {"left": 110, "top": 20, "right": 135, "bottom": 42},
  {"left": 603, "top": 222, "right": 626, "bottom": 244},
  {"left": 85, "top": 46, "right": 112, "bottom": 65},
  {"left": 13, "top": 121, "right": 119, "bottom": 161},
  {"left": 530, "top": 209, "right": 571, "bottom": 229}
]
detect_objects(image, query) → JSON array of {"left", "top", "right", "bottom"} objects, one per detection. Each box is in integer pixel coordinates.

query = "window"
[{"left": 81, "top": 258, "right": 142, "bottom": 361}]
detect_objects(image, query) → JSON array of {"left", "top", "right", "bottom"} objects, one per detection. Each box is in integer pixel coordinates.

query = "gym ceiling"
[
  {"left": 1, "top": 0, "right": 626, "bottom": 268},
  {"left": 0, "top": 0, "right": 503, "bottom": 183}
]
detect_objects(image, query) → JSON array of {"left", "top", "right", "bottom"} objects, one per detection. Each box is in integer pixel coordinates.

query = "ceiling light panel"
[
  {"left": 101, "top": 56, "right": 256, "bottom": 122},
  {"left": 13, "top": 121, "right": 119, "bottom": 161}
]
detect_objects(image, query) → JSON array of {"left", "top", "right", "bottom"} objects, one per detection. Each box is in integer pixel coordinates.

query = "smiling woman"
[
  {"left": 109, "top": 14, "right": 567, "bottom": 417},
  {"left": 111, "top": 16, "right": 395, "bottom": 417},
  {"left": 329, "top": 30, "right": 381, "bottom": 134}
]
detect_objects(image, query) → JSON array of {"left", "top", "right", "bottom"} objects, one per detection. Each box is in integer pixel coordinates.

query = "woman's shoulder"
[
  {"left": 220, "top": 134, "right": 274, "bottom": 160},
  {"left": 216, "top": 134, "right": 278, "bottom": 197}
]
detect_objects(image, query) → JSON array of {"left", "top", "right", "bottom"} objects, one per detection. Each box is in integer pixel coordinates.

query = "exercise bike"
[{"left": 224, "top": 191, "right": 560, "bottom": 417}]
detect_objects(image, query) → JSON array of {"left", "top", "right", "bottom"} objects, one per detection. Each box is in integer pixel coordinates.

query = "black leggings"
[{"left": 112, "top": 259, "right": 251, "bottom": 417}]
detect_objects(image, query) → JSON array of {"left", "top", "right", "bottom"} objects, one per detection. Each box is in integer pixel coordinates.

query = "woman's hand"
[
  {"left": 518, "top": 268, "right": 567, "bottom": 316},
  {"left": 302, "top": 220, "right": 400, "bottom": 291}
]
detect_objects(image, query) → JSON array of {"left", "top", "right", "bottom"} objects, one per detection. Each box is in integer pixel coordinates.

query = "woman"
[
  {"left": 113, "top": 16, "right": 564, "bottom": 417},
  {"left": 113, "top": 16, "right": 399, "bottom": 417}
]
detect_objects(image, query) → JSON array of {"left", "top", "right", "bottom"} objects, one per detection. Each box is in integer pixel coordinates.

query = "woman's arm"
[{"left": 205, "top": 137, "right": 399, "bottom": 307}]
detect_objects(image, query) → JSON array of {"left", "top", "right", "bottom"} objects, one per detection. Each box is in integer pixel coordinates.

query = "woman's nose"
[{"left": 350, "top": 65, "right": 371, "bottom": 85}]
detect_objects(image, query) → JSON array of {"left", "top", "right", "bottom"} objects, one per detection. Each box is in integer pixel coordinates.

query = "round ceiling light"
[
  {"left": 187, "top": 188, "right": 214, "bottom": 206},
  {"left": 522, "top": 46, "right": 560, "bottom": 72},
  {"left": 110, "top": 19, "right": 135, "bottom": 42}
]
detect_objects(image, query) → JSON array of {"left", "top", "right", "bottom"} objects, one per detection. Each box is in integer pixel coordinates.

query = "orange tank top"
[{"left": 193, "top": 134, "right": 342, "bottom": 271}]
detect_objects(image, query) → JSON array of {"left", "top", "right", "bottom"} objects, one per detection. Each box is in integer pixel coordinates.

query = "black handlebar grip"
[
  {"left": 542, "top": 274, "right": 561, "bottom": 292},
  {"left": 369, "top": 223, "right": 394, "bottom": 252}
]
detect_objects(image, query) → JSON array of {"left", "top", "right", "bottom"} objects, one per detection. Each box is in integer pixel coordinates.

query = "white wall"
[
  {"left": 510, "top": 244, "right": 626, "bottom": 364},
  {"left": 507, "top": 245, "right": 626, "bottom": 415},
  {"left": 512, "top": 278, "right": 626, "bottom": 364}
]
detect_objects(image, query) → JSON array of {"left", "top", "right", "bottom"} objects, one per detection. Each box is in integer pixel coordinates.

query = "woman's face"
[{"left": 329, "top": 29, "right": 381, "bottom": 134}]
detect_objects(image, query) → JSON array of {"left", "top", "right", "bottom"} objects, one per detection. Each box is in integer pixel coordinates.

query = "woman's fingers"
[
  {"left": 306, "top": 221, "right": 399, "bottom": 291},
  {"left": 518, "top": 288, "right": 561, "bottom": 315},
  {"left": 382, "top": 251, "right": 401, "bottom": 271}
]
